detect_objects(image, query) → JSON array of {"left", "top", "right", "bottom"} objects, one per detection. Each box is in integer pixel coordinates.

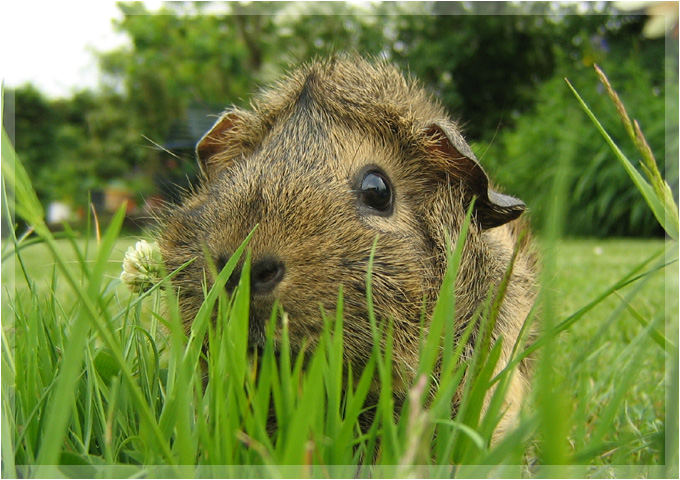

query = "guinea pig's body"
[{"left": 158, "top": 56, "right": 536, "bottom": 437}]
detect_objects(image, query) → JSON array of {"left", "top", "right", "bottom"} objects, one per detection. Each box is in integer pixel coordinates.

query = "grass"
[
  {"left": 2, "top": 232, "right": 674, "bottom": 477},
  {"left": 3, "top": 237, "right": 669, "bottom": 372},
  {"left": 550, "top": 238, "right": 672, "bottom": 466},
  {"left": 1, "top": 66, "right": 678, "bottom": 477},
  {"left": 2, "top": 236, "right": 137, "bottom": 308}
]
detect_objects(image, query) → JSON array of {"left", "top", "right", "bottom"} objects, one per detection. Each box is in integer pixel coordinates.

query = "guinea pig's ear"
[
  {"left": 423, "top": 122, "right": 526, "bottom": 229},
  {"left": 196, "top": 110, "right": 244, "bottom": 180}
]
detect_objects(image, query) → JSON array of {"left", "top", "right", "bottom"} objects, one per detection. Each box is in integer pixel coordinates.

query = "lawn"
[
  {"left": 2, "top": 235, "right": 138, "bottom": 305},
  {"left": 549, "top": 238, "right": 673, "bottom": 467},
  {"left": 1, "top": 233, "right": 674, "bottom": 477}
]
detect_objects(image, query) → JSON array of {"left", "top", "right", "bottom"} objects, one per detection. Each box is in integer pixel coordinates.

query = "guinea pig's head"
[{"left": 157, "top": 57, "right": 525, "bottom": 380}]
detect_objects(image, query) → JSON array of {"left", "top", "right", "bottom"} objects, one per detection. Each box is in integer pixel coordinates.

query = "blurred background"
[{"left": 2, "top": 1, "right": 678, "bottom": 238}]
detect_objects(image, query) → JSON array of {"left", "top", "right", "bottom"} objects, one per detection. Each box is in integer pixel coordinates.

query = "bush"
[{"left": 478, "top": 54, "right": 669, "bottom": 237}]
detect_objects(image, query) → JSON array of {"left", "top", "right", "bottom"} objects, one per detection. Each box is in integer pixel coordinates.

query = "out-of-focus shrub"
[{"left": 478, "top": 53, "right": 669, "bottom": 237}]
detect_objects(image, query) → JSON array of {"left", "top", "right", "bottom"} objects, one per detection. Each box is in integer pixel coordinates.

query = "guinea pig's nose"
[{"left": 250, "top": 256, "right": 285, "bottom": 295}]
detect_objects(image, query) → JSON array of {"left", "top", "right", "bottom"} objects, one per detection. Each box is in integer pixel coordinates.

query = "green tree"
[
  {"left": 6, "top": 85, "right": 60, "bottom": 204},
  {"left": 387, "top": 3, "right": 649, "bottom": 142},
  {"left": 7, "top": 86, "right": 148, "bottom": 208},
  {"left": 98, "top": 2, "right": 287, "bottom": 143}
]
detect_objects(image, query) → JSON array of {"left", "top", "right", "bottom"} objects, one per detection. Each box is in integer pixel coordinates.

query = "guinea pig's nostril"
[{"left": 251, "top": 257, "right": 285, "bottom": 294}]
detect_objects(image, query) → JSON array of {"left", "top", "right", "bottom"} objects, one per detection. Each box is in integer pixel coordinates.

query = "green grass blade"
[
  {"left": 365, "top": 235, "right": 399, "bottom": 461},
  {"left": 249, "top": 305, "right": 280, "bottom": 453},
  {"left": 420, "top": 201, "right": 474, "bottom": 380},
  {"left": 35, "top": 207, "right": 127, "bottom": 469},
  {"left": 592, "top": 64, "right": 679, "bottom": 238},
  {"left": 1, "top": 128, "right": 44, "bottom": 229},
  {"left": 613, "top": 290, "right": 673, "bottom": 350},
  {"left": 282, "top": 349, "right": 325, "bottom": 464},
  {"left": 33, "top": 300, "right": 92, "bottom": 468},
  {"left": 588, "top": 312, "right": 665, "bottom": 449},
  {"left": 159, "top": 232, "right": 253, "bottom": 461},
  {"left": 666, "top": 342, "right": 679, "bottom": 478},
  {"left": 182, "top": 229, "right": 254, "bottom": 371},
  {"left": 324, "top": 287, "right": 345, "bottom": 463},
  {"left": 1, "top": 401, "right": 17, "bottom": 478},
  {"left": 1, "top": 328, "right": 17, "bottom": 478},
  {"left": 274, "top": 307, "right": 293, "bottom": 449},
  {"left": 474, "top": 416, "right": 538, "bottom": 466},
  {"left": 336, "top": 355, "right": 376, "bottom": 453},
  {"left": 495, "top": 248, "right": 669, "bottom": 381},
  {"left": 432, "top": 419, "right": 485, "bottom": 451},
  {"left": 565, "top": 78, "right": 677, "bottom": 239},
  {"left": 228, "top": 251, "right": 251, "bottom": 388}
]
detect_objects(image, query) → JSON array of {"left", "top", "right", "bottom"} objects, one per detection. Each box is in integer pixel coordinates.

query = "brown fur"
[{"left": 156, "top": 56, "right": 537, "bottom": 437}]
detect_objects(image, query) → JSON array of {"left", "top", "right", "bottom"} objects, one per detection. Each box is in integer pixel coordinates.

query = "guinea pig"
[{"left": 157, "top": 55, "right": 536, "bottom": 436}]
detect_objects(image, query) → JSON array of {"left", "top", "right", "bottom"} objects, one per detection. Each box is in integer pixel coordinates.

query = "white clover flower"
[{"left": 120, "top": 239, "right": 163, "bottom": 293}]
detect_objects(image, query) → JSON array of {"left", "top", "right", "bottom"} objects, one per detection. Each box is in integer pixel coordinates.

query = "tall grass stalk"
[{"left": 565, "top": 68, "right": 678, "bottom": 240}]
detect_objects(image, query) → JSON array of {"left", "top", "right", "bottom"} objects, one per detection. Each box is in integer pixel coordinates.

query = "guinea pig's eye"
[{"left": 357, "top": 168, "right": 393, "bottom": 216}]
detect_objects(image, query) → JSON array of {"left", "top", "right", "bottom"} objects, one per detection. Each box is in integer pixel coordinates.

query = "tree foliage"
[{"left": 6, "top": 86, "right": 146, "bottom": 205}]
